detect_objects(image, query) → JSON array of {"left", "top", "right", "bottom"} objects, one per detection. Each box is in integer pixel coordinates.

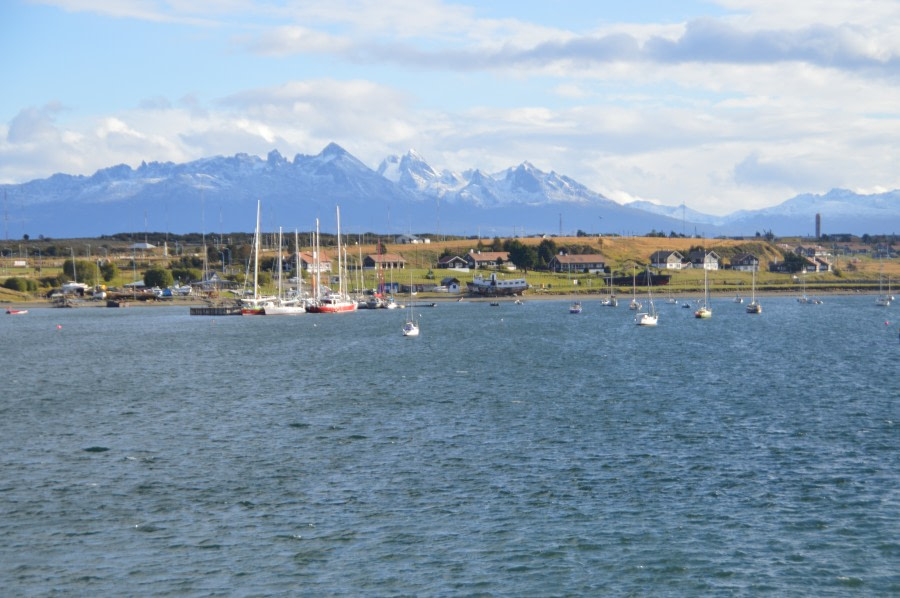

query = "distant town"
[{"left": 1, "top": 223, "right": 897, "bottom": 306}]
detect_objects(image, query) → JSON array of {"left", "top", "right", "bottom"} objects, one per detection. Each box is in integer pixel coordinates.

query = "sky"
[{"left": 3, "top": 0, "right": 900, "bottom": 215}]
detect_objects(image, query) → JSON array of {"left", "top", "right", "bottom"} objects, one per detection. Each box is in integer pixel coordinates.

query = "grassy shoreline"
[{"left": 0, "top": 287, "right": 886, "bottom": 310}]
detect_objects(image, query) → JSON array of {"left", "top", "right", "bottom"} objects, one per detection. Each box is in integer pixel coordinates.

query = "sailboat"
[
  {"left": 601, "top": 275, "right": 618, "bottom": 306},
  {"left": 875, "top": 261, "right": 891, "bottom": 307},
  {"left": 263, "top": 228, "right": 306, "bottom": 315},
  {"left": 797, "top": 270, "right": 823, "bottom": 304},
  {"left": 628, "top": 266, "right": 642, "bottom": 310},
  {"left": 745, "top": 266, "right": 762, "bottom": 314},
  {"left": 694, "top": 267, "right": 712, "bottom": 318},
  {"left": 402, "top": 274, "right": 419, "bottom": 336},
  {"left": 635, "top": 268, "right": 658, "bottom": 326},
  {"left": 240, "top": 200, "right": 275, "bottom": 315},
  {"left": 309, "top": 206, "right": 357, "bottom": 313}
]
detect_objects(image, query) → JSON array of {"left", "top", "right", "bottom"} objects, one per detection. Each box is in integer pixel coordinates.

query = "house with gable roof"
[
  {"left": 686, "top": 250, "right": 720, "bottom": 270},
  {"left": 649, "top": 250, "right": 685, "bottom": 270},
  {"left": 731, "top": 253, "right": 760, "bottom": 272},
  {"left": 465, "top": 250, "right": 511, "bottom": 269},
  {"left": 440, "top": 277, "right": 461, "bottom": 293},
  {"left": 296, "top": 251, "right": 332, "bottom": 273},
  {"left": 547, "top": 253, "right": 606, "bottom": 274},
  {"left": 363, "top": 253, "right": 407, "bottom": 269},
  {"left": 437, "top": 255, "right": 468, "bottom": 269}
]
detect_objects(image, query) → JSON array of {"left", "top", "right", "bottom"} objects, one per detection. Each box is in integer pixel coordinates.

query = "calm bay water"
[{"left": 1, "top": 296, "right": 897, "bottom": 596}]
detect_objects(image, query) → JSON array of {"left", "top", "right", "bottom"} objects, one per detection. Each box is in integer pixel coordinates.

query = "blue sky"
[{"left": 3, "top": 0, "right": 900, "bottom": 215}]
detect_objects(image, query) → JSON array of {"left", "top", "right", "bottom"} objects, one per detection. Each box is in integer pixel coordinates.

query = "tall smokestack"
[{"left": 815, "top": 213, "right": 821, "bottom": 239}]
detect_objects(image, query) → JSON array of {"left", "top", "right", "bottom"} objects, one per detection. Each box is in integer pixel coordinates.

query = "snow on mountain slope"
[{"left": 1, "top": 144, "right": 897, "bottom": 237}]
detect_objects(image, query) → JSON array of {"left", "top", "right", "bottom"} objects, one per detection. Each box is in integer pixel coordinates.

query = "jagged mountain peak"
[
  {"left": 319, "top": 142, "right": 348, "bottom": 157},
  {"left": 266, "top": 149, "right": 287, "bottom": 166},
  {"left": 1, "top": 143, "right": 897, "bottom": 237}
]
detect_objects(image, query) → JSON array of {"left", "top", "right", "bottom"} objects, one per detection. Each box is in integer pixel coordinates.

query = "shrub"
[
  {"left": 144, "top": 268, "right": 174, "bottom": 289},
  {"left": 172, "top": 268, "right": 201, "bottom": 283},
  {"left": 3, "top": 277, "right": 38, "bottom": 292}
]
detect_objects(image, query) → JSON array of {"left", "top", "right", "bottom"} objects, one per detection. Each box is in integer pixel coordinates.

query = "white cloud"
[{"left": 9, "top": 1, "right": 900, "bottom": 216}]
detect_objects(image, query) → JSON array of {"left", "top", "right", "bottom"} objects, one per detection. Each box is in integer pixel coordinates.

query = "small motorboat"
[
  {"left": 6, "top": 308, "right": 28, "bottom": 315},
  {"left": 569, "top": 302, "right": 582, "bottom": 314}
]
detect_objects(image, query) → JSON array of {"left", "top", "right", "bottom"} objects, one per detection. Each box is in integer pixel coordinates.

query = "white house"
[
  {"left": 649, "top": 250, "right": 685, "bottom": 270},
  {"left": 686, "top": 250, "right": 720, "bottom": 270},
  {"left": 296, "top": 251, "right": 332, "bottom": 273},
  {"left": 440, "top": 277, "right": 461, "bottom": 293}
]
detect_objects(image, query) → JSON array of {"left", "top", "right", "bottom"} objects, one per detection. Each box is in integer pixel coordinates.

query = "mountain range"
[{"left": 1, "top": 143, "right": 898, "bottom": 239}]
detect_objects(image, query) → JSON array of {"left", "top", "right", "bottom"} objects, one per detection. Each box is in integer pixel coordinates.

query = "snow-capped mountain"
[
  {"left": 714, "top": 189, "right": 900, "bottom": 236},
  {"left": 631, "top": 189, "right": 900, "bottom": 236},
  {"left": 1, "top": 144, "right": 897, "bottom": 238}
]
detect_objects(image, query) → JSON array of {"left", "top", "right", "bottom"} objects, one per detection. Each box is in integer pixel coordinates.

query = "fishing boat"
[
  {"left": 694, "top": 268, "right": 712, "bottom": 319},
  {"left": 569, "top": 301, "right": 582, "bottom": 314},
  {"left": 467, "top": 272, "right": 528, "bottom": 296},
  {"left": 746, "top": 267, "right": 762, "bottom": 314}
]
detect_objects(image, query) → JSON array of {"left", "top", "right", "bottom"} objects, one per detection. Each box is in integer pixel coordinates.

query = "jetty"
[{"left": 189, "top": 305, "right": 242, "bottom": 316}]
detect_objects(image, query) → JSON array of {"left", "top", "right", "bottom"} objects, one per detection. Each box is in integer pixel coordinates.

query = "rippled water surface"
[{"left": 1, "top": 297, "right": 898, "bottom": 595}]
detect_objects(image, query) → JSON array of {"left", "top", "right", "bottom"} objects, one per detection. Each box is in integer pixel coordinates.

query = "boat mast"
[
  {"left": 314, "top": 218, "right": 320, "bottom": 300},
  {"left": 295, "top": 229, "right": 302, "bottom": 299},
  {"left": 336, "top": 205, "right": 344, "bottom": 297},
  {"left": 277, "top": 227, "right": 283, "bottom": 301},
  {"left": 358, "top": 235, "right": 363, "bottom": 294},
  {"left": 253, "top": 200, "right": 261, "bottom": 300}
]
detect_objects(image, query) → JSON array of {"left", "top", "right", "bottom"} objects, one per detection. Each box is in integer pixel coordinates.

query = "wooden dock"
[{"left": 190, "top": 305, "right": 242, "bottom": 316}]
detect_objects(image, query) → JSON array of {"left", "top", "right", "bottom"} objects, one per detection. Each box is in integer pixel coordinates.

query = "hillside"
[{"left": 2, "top": 234, "right": 897, "bottom": 302}]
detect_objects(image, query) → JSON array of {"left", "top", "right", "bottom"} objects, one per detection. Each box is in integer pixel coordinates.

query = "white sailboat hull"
[{"left": 636, "top": 313, "right": 658, "bottom": 326}]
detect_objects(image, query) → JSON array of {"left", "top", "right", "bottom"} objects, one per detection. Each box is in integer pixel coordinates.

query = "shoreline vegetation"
[{"left": 2, "top": 234, "right": 896, "bottom": 307}]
